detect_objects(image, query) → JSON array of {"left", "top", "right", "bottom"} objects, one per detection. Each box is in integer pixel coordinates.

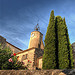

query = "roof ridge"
[
  {"left": 6, "top": 41, "right": 23, "bottom": 51},
  {"left": 16, "top": 47, "right": 36, "bottom": 55}
]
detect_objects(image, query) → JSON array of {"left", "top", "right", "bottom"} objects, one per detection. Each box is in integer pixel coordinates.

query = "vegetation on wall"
[{"left": 42, "top": 10, "right": 74, "bottom": 69}]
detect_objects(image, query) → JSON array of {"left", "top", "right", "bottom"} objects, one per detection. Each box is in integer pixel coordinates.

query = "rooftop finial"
[{"left": 34, "top": 20, "right": 40, "bottom": 31}]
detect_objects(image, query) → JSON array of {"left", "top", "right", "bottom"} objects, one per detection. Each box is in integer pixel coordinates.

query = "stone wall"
[
  {"left": 28, "top": 31, "right": 44, "bottom": 49},
  {"left": 40, "top": 40, "right": 44, "bottom": 50},
  {"left": 16, "top": 48, "right": 36, "bottom": 70},
  {"left": 0, "top": 69, "right": 75, "bottom": 75},
  {"left": 34, "top": 48, "right": 44, "bottom": 69},
  {"left": 6, "top": 41, "right": 22, "bottom": 53},
  {"left": 38, "top": 57, "right": 42, "bottom": 69},
  {"left": 0, "top": 35, "right": 22, "bottom": 53},
  {"left": 16, "top": 48, "right": 44, "bottom": 70},
  {"left": 35, "top": 48, "right": 44, "bottom": 58},
  {"left": 0, "top": 36, "right": 6, "bottom": 48}
]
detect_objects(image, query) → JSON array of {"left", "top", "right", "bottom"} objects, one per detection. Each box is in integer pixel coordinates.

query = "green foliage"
[
  {"left": 42, "top": 10, "right": 74, "bottom": 69},
  {"left": 0, "top": 45, "right": 27, "bottom": 70},
  {"left": 2, "top": 56, "right": 25, "bottom": 70},
  {"left": 0, "top": 45, "right": 12, "bottom": 69},
  {"left": 43, "top": 10, "right": 57, "bottom": 69},
  {"left": 63, "top": 18, "right": 74, "bottom": 68},
  {"left": 56, "top": 16, "right": 69, "bottom": 69}
]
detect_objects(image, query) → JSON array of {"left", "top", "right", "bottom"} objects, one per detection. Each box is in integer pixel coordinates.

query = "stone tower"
[{"left": 28, "top": 24, "right": 44, "bottom": 49}]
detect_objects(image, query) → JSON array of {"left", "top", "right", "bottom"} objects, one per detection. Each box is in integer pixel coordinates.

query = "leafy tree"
[{"left": 42, "top": 10, "right": 57, "bottom": 69}]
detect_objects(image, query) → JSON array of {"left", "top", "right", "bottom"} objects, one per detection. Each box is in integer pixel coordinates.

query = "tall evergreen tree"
[
  {"left": 42, "top": 10, "right": 74, "bottom": 69},
  {"left": 56, "top": 16, "right": 69, "bottom": 69},
  {"left": 63, "top": 18, "right": 74, "bottom": 68},
  {"left": 42, "top": 10, "right": 57, "bottom": 69}
]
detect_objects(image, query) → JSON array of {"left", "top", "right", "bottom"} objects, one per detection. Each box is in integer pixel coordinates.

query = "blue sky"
[{"left": 0, "top": 0, "right": 75, "bottom": 50}]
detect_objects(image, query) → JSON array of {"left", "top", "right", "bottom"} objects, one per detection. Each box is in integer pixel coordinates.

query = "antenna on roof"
[{"left": 34, "top": 20, "right": 40, "bottom": 31}]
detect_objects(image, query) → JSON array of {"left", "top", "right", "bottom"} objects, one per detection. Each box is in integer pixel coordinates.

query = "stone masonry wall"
[
  {"left": 0, "top": 35, "right": 22, "bottom": 53},
  {"left": 16, "top": 48, "right": 36, "bottom": 70},
  {"left": 0, "top": 36, "right": 6, "bottom": 48},
  {"left": 38, "top": 58, "right": 42, "bottom": 69},
  {"left": 34, "top": 48, "right": 44, "bottom": 68},
  {"left": 1, "top": 69, "right": 75, "bottom": 75},
  {"left": 6, "top": 42, "right": 22, "bottom": 53},
  {"left": 35, "top": 48, "right": 44, "bottom": 58}
]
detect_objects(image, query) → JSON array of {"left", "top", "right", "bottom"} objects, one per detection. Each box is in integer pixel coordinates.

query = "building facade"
[
  {"left": 16, "top": 30, "right": 44, "bottom": 70},
  {"left": 1, "top": 26, "right": 75, "bottom": 69},
  {"left": 0, "top": 29, "right": 44, "bottom": 70},
  {"left": 0, "top": 35, "right": 23, "bottom": 53}
]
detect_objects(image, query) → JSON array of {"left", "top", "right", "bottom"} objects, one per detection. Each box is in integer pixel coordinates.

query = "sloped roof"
[
  {"left": 6, "top": 41, "right": 23, "bottom": 51},
  {"left": 16, "top": 47, "right": 36, "bottom": 55}
]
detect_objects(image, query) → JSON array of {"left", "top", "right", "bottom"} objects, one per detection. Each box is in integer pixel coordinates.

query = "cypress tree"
[
  {"left": 63, "top": 18, "right": 74, "bottom": 68},
  {"left": 69, "top": 44, "right": 74, "bottom": 68},
  {"left": 56, "top": 16, "right": 70, "bottom": 69},
  {"left": 42, "top": 10, "right": 74, "bottom": 69},
  {"left": 42, "top": 10, "right": 56, "bottom": 69},
  {"left": 55, "top": 17, "right": 59, "bottom": 68}
]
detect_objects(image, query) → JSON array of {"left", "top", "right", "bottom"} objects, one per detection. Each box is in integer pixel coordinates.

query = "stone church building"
[
  {"left": 16, "top": 30, "right": 44, "bottom": 70},
  {"left": 0, "top": 24, "right": 44, "bottom": 70},
  {"left": 0, "top": 24, "right": 75, "bottom": 69}
]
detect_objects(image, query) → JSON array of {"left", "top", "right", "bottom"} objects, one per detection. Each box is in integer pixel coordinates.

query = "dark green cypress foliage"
[
  {"left": 56, "top": 16, "right": 69, "bottom": 69},
  {"left": 63, "top": 18, "right": 74, "bottom": 68},
  {"left": 55, "top": 17, "right": 59, "bottom": 68},
  {"left": 42, "top": 10, "right": 56, "bottom": 69},
  {"left": 69, "top": 44, "right": 74, "bottom": 68},
  {"left": 42, "top": 10, "right": 74, "bottom": 69}
]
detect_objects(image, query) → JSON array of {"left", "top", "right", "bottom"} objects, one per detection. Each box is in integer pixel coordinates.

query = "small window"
[
  {"left": 22, "top": 54, "right": 28, "bottom": 60},
  {"left": 25, "top": 54, "right": 28, "bottom": 59}
]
